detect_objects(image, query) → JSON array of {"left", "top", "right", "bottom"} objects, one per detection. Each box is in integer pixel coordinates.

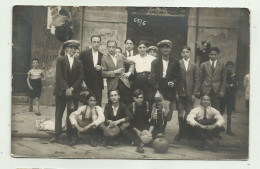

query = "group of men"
[{"left": 50, "top": 35, "right": 238, "bottom": 153}]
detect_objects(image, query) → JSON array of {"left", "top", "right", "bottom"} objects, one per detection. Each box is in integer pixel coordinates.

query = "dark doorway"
[
  {"left": 12, "top": 6, "right": 33, "bottom": 95},
  {"left": 127, "top": 8, "right": 188, "bottom": 60}
]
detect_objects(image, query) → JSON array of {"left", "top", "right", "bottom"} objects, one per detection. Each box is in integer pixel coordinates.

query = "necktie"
[
  {"left": 203, "top": 107, "right": 207, "bottom": 120},
  {"left": 211, "top": 61, "right": 215, "bottom": 73}
]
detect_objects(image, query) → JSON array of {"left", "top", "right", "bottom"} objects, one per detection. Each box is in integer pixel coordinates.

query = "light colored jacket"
[{"left": 101, "top": 53, "right": 134, "bottom": 91}]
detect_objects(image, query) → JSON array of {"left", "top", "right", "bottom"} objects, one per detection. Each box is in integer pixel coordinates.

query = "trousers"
[{"left": 54, "top": 95, "right": 78, "bottom": 139}]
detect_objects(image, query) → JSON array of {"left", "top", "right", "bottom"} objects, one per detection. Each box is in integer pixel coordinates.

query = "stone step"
[{"left": 12, "top": 95, "right": 29, "bottom": 105}]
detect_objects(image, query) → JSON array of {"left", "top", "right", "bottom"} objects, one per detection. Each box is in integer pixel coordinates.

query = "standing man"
[
  {"left": 51, "top": 40, "right": 84, "bottom": 145},
  {"left": 79, "top": 35, "right": 104, "bottom": 106},
  {"left": 175, "top": 46, "right": 200, "bottom": 142},
  {"left": 200, "top": 47, "right": 226, "bottom": 111},
  {"left": 101, "top": 40, "right": 134, "bottom": 105},
  {"left": 122, "top": 38, "right": 138, "bottom": 58},
  {"left": 122, "top": 38, "right": 138, "bottom": 85},
  {"left": 151, "top": 40, "right": 182, "bottom": 123},
  {"left": 220, "top": 61, "right": 238, "bottom": 136},
  {"left": 128, "top": 40, "right": 156, "bottom": 103}
]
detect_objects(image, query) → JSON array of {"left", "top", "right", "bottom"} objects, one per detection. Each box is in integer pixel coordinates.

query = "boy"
[
  {"left": 220, "top": 61, "right": 238, "bottom": 136},
  {"left": 69, "top": 94, "right": 105, "bottom": 146},
  {"left": 51, "top": 40, "right": 83, "bottom": 145},
  {"left": 151, "top": 92, "right": 171, "bottom": 138},
  {"left": 101, "top": 90, "right": 145, "bottom": 153},
  {"left": 27, "top": 58, "right": 45, "bottom": 115},
  {"left": 175, "top": 46, "right": 200, "bottom": 142},
  {"left": 200, "top": 47, "right": 226, "bottom": 111},
  {"left": 128, "top": 89, "right": 155, "bottom": 144}
]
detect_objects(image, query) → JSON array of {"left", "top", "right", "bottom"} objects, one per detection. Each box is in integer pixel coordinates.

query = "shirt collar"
[
  {"left": 109, "top": 53, "right": 116, "bottom": 58},
  {"left": 162, "top": 58, "right": 169, "bottom": 62},
  {"left": 112, "top": 105, "right": 119, "bottom": 110},
  {"left": 183, "top": 58, "right": 190, "bottom": 62},
  {"left": 67, "top": 53, "right": 74, "bottom": 59},
  {"left": 92, "top": 48, "right": 98, "bottom": 54},
  {"left": 210, "top": 59, "right": 217, "bottom": 65},
  {"left": 126, "top": 50, "right": 133, "bottom": 54}
]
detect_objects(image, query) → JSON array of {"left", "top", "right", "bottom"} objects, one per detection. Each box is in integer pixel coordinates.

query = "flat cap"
[
  {"left": 147, "top": 46, "right": 159, "bottom": 53},
  {"left": 63, "top": 40, "right": 80, "bottom": 48},
  {"left": 157, "top": 40, "right": 172, "bottom": 48}
]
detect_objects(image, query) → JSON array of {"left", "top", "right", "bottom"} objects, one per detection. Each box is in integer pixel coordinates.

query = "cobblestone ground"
[{"left": 11, "top": 103, "right": 249, "bottom": 160}]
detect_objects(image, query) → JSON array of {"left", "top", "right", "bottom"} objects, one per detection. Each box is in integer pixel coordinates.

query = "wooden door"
[
  {"left": 12, "top": 6, "right": 33, "bottom": 94},
  {"left": 127, "top": 8, "right": 188, "bottom": 60}
]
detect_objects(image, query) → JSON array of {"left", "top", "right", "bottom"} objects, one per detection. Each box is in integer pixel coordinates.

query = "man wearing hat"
[
  {"left": 147, "top": 46, "right": 159, "bottom": 58},
  {"left": 150, "top": 40, "right": 182, "bottom": 132},
  {"left": 51, "top": 40, "right": 84, "bottom": 145}
]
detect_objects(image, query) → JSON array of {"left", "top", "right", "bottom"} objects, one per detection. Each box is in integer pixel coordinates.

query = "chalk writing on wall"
[{"left": 134, "top": 18, "right": 146, "bottom": 27}]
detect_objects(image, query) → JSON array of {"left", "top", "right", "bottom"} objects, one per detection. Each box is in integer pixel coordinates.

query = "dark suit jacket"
[
  {"left": 178, "top": 59, "right": 200, "bottom": 96},
  {"left": 200, "top": 60, "right": 226, "bottom": 95},
  {"left": 79, "top": 49, "right": 104, "bottom": 90},
  {"left": 122, "top": 50, "right": 139, "bottom": 82},
  {"left": 101, "top": 53, "right": 134, "bottom": 91},
  {"left": 151, "top": 56, "right": 182, "bottom": 101},
  {"left": 53, "top": 55, "right": 83, "bottom": 96},
  {"left": 103, "top": 102, "right": 133, "bottom": 124},
  {"left": 122, "top": 49, "right": 139, "bottom": 58}
]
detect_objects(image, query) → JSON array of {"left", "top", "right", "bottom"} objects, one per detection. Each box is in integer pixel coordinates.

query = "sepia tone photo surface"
[{"left": 11, "top": 6, "right": 249, "bottom": 159}]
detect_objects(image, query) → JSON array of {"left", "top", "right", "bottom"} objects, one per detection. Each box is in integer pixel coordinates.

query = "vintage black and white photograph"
[{"left": 11, "top": 6, "right": 249, "bottom": 159}]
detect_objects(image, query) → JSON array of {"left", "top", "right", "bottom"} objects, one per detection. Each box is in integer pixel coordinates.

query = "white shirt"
[
  {"left": 126, "top": 50, "right": 134, "bottom": 57},
  {"left": 186, "top": 106, "right": 225, "bottom": 127},
  {"left": 67, "top": 54, "right": 74, "bottom": 70},
  {"left": 210, "top": 60, "right": 217, "bottom": 68},
  {"left": 112, "top": 105, "right": 119, "bottom": 116},
  {"left": 92, "top": 49, "right": 99, "bottom": 66},
  {"left": 183, "top": 58, "right": 190, "bottom": 71},
  {"left": 28, "top": 69, "right": 44, "bottom": 79},
  {"left": 128, "top": 54, "right": 156, "bottom": 73},
  {"left": 162, "top": 59, "right": 169, "bottom": 78},
  {"left": 109, "top": 54, "right": 117, "bottom": 67},
  {"left": 69, "top": 105, "right": 105, "bottom": 127}
]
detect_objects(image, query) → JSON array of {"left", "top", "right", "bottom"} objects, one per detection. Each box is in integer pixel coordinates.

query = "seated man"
[
  {"left": 150, "top": 91, "right": 171, "bottom": 138},
  {"left": 69, "top": 94, "right": 105, "bottom": 146},
  {"left": 186, "top": 95, "right": 225, "bottom": 152},
  {"left": 128, "top": 89, "right": 155, "bottom": 144},
  {"left": 100, "top": 89, "right": 145, "bottom": 153}
]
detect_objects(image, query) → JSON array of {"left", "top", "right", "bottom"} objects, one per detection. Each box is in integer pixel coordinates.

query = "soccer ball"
[
  {"left": 152, "top": 138, "right": 169, "bottom": 153},
  {"left": 140, "top": 130, "right": 153, "bottom": 144}
]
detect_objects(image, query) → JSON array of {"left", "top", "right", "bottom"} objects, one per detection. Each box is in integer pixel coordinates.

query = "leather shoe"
[
  {"left": 90, "top": 138, "right": 98, "bottom": 147},
  {"left": 68, "top": 138, "right": 78, "bottom": 146},
  {"left": 173, "top": 133, "right": 181, "bottom": 143},
  {"left": 226, "top": 130, "right": 235, "bottom": 136},
  {"left": 112, "top": 141, "right": 120, "bottom": 146},
  {"left": 50, "top": 137, "right": 59, "bottom": 143},
  {"left": 215, "top": 134, "right": 222, "bottom": 139},
  {"left": 136, "top": 145, "right": 144, "bottom": 153}
]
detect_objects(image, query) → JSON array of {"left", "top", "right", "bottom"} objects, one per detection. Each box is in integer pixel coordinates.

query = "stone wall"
[{"left": 31, "top": 6, "right": 83, "bottom": 105}]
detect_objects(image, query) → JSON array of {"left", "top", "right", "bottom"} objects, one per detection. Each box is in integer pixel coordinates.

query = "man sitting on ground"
[
  {"left": 186, "top": 95, "right": 225, "bottom": 152},
  {"left": 129, "top": 89, "right": 155, "bottom": 146},
  {"left": 100, "top": 89, "right": 145, "bottom": 153}
]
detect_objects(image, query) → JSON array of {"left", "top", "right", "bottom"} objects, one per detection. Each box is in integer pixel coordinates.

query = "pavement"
[{"left": 11, "top": 100, "right": 249, "bottom": 159}]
